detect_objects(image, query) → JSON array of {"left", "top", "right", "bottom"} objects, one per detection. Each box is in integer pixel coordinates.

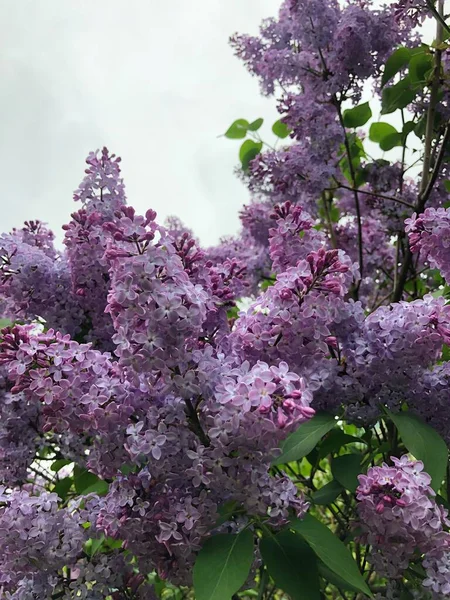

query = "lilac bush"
[{"left": 1, "top": 0, "right": 450, "bottom": 598}]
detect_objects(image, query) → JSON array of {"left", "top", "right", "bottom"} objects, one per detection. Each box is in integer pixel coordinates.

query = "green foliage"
[
  {"left": 409, "top": 51, "right": 433, "bottom": 88},
  {"left": 272, "top": 413, "right": 336, "bottom": 466},
  {"left": 343, "top": 102, "right": 372, "bottom": 128},
  {"left": 193, "top": 530, "right": 254, "bottom": 600},
  {"left": 239, "top": 140, "right": 263, "bottom": 171},
  {"left": 414, "top": 114, "right": 427, "bottom": 139},
  {"left": 73, "top": 466, "right": 109, "bottom": 496},
  {"left": 50, "top": 459, "right": 72, "bottom": 473},
  {"left": 387, "top": 410, "right": 448, "bottom": 491},
  {"left": 381, "top": 76, "right": 416, "bottom": 115},
  {"left": 260, "top": 530, "right": 320, "bottom": 600},
  {"left": 318, "top": 563, "right": 364, "bottom": 594},
  {"left": 381, "top": 45, "right": 430, "bottom": 88},
  {"left": 224, "top": 117, "right": 264, "bottom": 139},
  {"left": 291, "top": 514, "right": 372, "bottom": 596},
  {"left": 84, "top": 535, "right": 106, "bottom": 557},
  {"left": 272, "top": 119, "right": 291, "bottom": 138},
  {"left": 318, "top": 430, "right": 363, "bottom": 458},
  {"left": 311, "top": 480, "right": 343, "bottom": 505},
  {"left": 331, "top": 453, "right": 364, "bottom": 493},
  {"left": 381, "top": 47, "right": 413, "bottom": 87},
  {"left": 369, "top": 122, "right": 402, "bottom": 151},
  {"left": 338, "top": 134, "right": 367, "bottom": 186},
  {"left": 52, "top": 477, "right": 73, "bottom": 501},
  {"left": 224, "top": 119, "right": 250, "bottom": 139},
  {"left": 248, "top": 118, "right": 264, "bottom": 131}
]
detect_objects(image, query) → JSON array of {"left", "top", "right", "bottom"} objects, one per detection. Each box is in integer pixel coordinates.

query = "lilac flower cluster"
[
  {"left": 0, "top": 232, "right": 84, "bottom": 337},
  {"left": 0, "top": 188, "right": 317, "bottom": 590},
  {"left": 231, "top": 0, "right": 415, "bottom": 221},
  {"left": 0, "top": 0, "right": 449, "bottom": 589},
  {"left": 314, "top": 295, "right": 450, "bottom": 422},
  {"left": 357, "top": 456, "right": 450, "bottom": 587},
  {"left": 63, "top": 147, "right": 127, "bottom": 349},
  {"left": 268, "top": 201, "right": 325, "bottom": 273},
  {"left": 0, "top": 487, "right": 85, "bottom": 595},
  {"left": 406, "top": 208, "right": 450, "bottom": 284}
]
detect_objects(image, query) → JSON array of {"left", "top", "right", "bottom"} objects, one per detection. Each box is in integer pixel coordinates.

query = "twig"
[
  {"left": 334, "top": 99, "right": 364, "bottom": 295},
  {"left": 330, "top": 181, "right": 415, "bottom": 209},
  {"left": 392, "top": 2, "right": 445, "bottom": 302},
  {"left": 184, "top": 399, "right": 210, "bottom": 447},
  {"left": 426, "top": 0, "right": 450, "bottom": 36},
  {"left": 420, "top": 124, "right": 450, "bottom": 204}
]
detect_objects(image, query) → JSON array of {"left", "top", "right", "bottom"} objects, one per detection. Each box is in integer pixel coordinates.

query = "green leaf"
[
  {"left": 311, "top": 480, "right": 343, "bottom": 505},
  {"left": 50, "top": 459, "right": 72, "bottom": 473},
  {"left": 409, "top": 52, "right": 433, "bottom": 88},
  {"left": 85, "top": 535, "right": 105, "bottom": 557},
  {"left": 53, "top": 477, "right": 73, "bottom": 501},
  {"left": 0, "top": 318, "right": 12, "bottom": 328},
  {"left": 319, "top": 430, "right": 363, "bottom": 457},
  {"left": 414, "top": 115, "right": 427, "bottom": 139},
  {"left": 343, "top": 102, "right": 372, "bottom": 128},
  {"left": 369, "top": 122, "right": 399, "bottom": 143},
  {"left": 331, "top": 454, "right": 363, "bottom": 493},
  {"left": 387, "top": 410, "right": 448, "bottom": 491},
  {"left": 318, "top": 562, "right": 363, "bottom": 593},
  {"left": 369, "top": 122, "right": 402, "bottom": 151},
  {"left": 291, "top": 514, "right": 372, "bottom": 597},
  {"left": 402, "top": 120, "right": 416, "bottom": 141},
  {"left": 381, "top": 47, "right": 412, "bottom": 88},
  {"left": 81, "top": 480, "right": 109, "bottom": 495},
  {"left": 272, "top": 119, "right": 291, "bottom": 138},
  {"left": 248, "top": 118, "right": 264, "bottom": 131},
  {"left": 73, "top": 466, "right": 108, "bottom": 495},
  {"left": 239, "top": 140, "right": 263, "bottom": 171},
  {"left": 437, "top": 494, "right": 450, "bottom": 510},
  {"left": 193, "top": 530, "right": 254, "bottom": 600},
  {"left": 224, "top": 119, "right": 250, "bottom": 139},
  {"left": 339, "top": 134, "right": 366, "bottom": 184},
  {"left": 444, "top": 180, "right": 450, "bottom": 193},
  {"left": 272, "top": 413, "right": 336, "bottom": 466},
  {"left": 380, "top": 132, "right": 402, "bottom": 151},
  {"left": 260, "top": 530, "right": 320, "bottom": 600},
  {"left": 215, "top": 500, "right": 241, "bottom": 527},
  {"left": 381, "top": 76, "right": 416, "bottom": 114}
]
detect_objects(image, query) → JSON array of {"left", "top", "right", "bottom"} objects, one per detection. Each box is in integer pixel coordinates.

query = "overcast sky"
[
  {"left": 0, "top": 2, "right": 437, "bottom": 247},
  {"left": 0, "top": 1, "right": 280, "bottom": 246}
]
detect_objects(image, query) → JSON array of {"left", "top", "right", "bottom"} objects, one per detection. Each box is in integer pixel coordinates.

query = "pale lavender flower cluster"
[
  {"left": 63, "top": 147, "right": 128, "bottom": 349},
  {"left": 315, "top": 295, "right": 450, "bottom": 422},
  {"left": 356, "top": 456, "right": 450, "bottom": 578},
  {"left": 268, "top": 201, "right": 325, "bottom": 273},
  {"left": 0, "top": 233, "right": 84, "bottom": 337},
  {"left": 406, "top": 208, "right": 450, "bottom": 284},
  {"left": 231, "top": 0, "right": 415, "bottom": 221},
  {"left": 0, "top": 488, "right": 85, "bottom": 595},
  {"left": 215, "top": 359, "right": 314, "bottom": 430},
  {"left": 0, "top": 189, "right": 316, "bottom": 586}
]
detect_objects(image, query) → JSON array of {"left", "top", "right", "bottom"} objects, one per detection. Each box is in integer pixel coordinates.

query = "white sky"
[
  {"left": 0, "top": 1, "right": 279, "bottom": 246},
  {"left": 0, "top": 2, "right": 438, "bottom": 247}
]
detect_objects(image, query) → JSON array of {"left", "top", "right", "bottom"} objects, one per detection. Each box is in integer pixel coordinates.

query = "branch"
[
  {"left": 419, "top": 1, "right": 445, "bottom": 202},
  {"left": 184, "top": 398, "right": 211, "bottom": 447},
  {"left": 420, "top": 123, "right": 450, "bottom": 204},
  {"left": 426, "top": 0, "right": 450, "bottom": 36},
  {"left": 334, "top": 98, "right": 364, "bottom": 296},
  {"left": 330, "top": 181, "right": 415, "bottom": 209},
  {"left": 321, "top": 190, "right": 338, "bottom": 248},
  {"left": 392, "top": 1, "right": 445, "bottom": 302}
]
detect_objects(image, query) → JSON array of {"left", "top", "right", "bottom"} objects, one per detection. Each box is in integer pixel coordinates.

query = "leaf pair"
[{"left": 194, "top": 516, "right": 371, "bottom": 600}]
